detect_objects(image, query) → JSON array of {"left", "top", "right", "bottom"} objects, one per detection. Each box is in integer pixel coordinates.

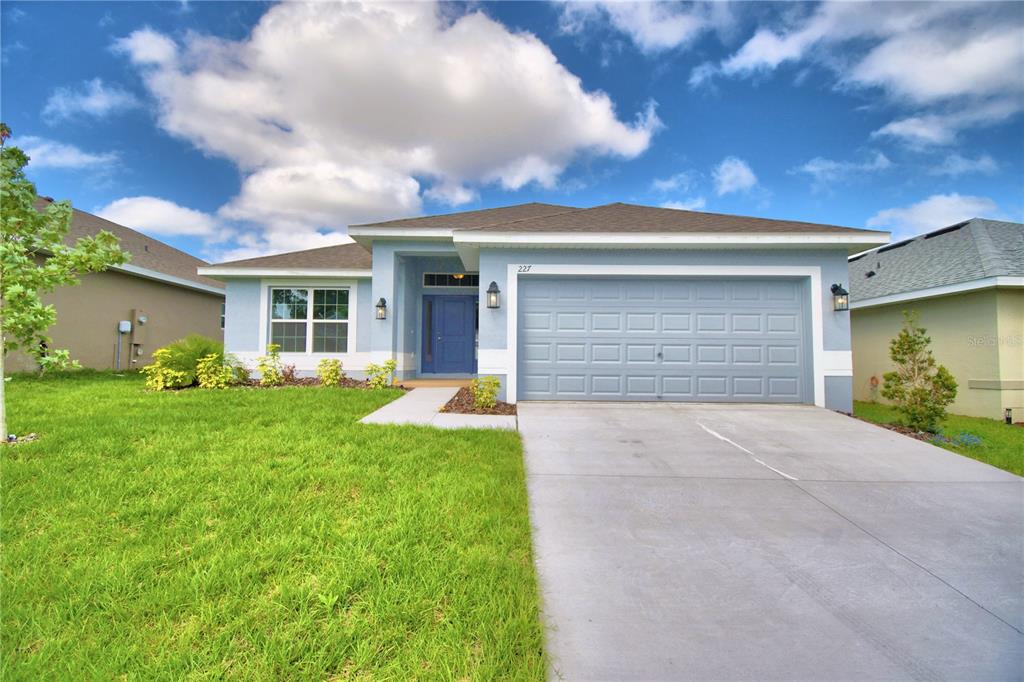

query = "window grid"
[
  {"left": 269, "top": 287, "right": 350, "bottom": 353},
  {"left": 423, "top": 273, "right": 479, "bottom": 288}
]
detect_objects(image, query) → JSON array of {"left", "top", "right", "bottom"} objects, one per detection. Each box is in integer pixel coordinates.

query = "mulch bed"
[
  {"left": 854, "top": 418, "right": 937, "bottom": 443},
  {"left": 440, "top": 387, "right": 517, "bottom": 416}
]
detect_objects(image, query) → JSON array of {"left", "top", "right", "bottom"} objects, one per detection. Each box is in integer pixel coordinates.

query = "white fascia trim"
[
  {"left": 850, "top": 276, "right": 1024, "bottom": 310},
  {"left": 497, "top": 264, "right": 829, "bottom": 407},
  {"left": 347, "top": 228, "right": 454, "bottom": 240},
  {"left": 199, "top": 267, "right": 372, "bottom": 279},
  {"left": 114, "top": 263, "right": 225, "bottom": 296},
  {"left": 453, "top": 231, "right": 889, "bottom": 249}
]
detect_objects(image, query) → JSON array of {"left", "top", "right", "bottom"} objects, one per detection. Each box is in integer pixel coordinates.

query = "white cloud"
[
  {"left": 42, "top": 78, "right": 139, "bottom": 122},
  {"left": 15, "top": 136, "right": 118, "bottom": 169},
  {"left": 651, "top": 170, "right": 696, "bottom": 193},
  {"left": 661, "top": 197, "right": 706, "bottom": 211},
  {"left": 719, "top": 3, "right": 1024, "bottom": 143},
  {"left": 791, "top": 151, "right": 891, "bottom": 187},
  {"left": 866, "top": 193, "right": 997, "bottom": 239},
  {"left": 930, "top": 154, "right": 999, "bottom": 177},
  {"left": 114, "top": 2, "right": 660, "bottom": 255},
  {"left": 713, "top": 157, "right": 757, "bottom": 196},
  {"left": 688, "top": 62, "right": 718, "bottom": 89},
  {"left": 559, "top": 2, "right": 730, "bottom": 53},
  {"left": 97, "top": 196, "right": 223, "bottom": 238}
]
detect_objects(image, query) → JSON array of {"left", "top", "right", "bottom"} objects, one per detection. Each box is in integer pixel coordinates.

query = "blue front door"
[{"left": 422, "top": 295, "right": 476, "bottom": 374}]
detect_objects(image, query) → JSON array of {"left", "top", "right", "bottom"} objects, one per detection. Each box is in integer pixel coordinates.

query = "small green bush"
[
  {"left": 256, "top": 344, "right": 284, "bottom": 387},
  {"left": 470, "top": 375, "right": 501, "bottom": 410},
  {"left": 365, "top": 359, "right": 397, "bottom": 390},
  {"left": 882, "top": 311, "right": 958, "bottom": 433},
  {"left": 142, "top": 335, "right": 224, "bottom": 390},
  {"left": 197, "top": 353, "right": 236, "bottom": 389},
  {"left": 318, "top": 358, "right": 344, "bottom": 387}
]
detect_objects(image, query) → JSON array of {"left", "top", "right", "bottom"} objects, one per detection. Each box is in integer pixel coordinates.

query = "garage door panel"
[{"left": 518, "top": 277, "right": 807, "bottom": 402}]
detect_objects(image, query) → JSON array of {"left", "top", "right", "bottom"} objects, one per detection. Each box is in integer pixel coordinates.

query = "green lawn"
[
  {"left": 1, "top": 372, "right": 545, "bottom": 680},
  {"left": 854, "top": 401, "right": 1024, "bottom": 477}
]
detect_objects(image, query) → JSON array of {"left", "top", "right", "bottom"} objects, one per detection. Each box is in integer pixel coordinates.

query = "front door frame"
[{"left": 421, "top": 294, "right": 478, "bottom": 375}]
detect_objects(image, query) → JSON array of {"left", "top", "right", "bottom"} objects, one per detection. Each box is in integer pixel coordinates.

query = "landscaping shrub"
[
  {"left": 317, "top": 358, "right": 344, "bottom": 387},
  {"left": 881, "top": 311, "right": 957, "bottom": 433},
  {"left": 142, "top": 335, "right": 224, "bottom": 390},
  {"left": 256, "top": 344, "right": 284, "bottom": 387},
  {"left": 470, "top": 375, "right": 501, "bottom": 409},
  {"left": 365, "top": 359, "right": 397, "bottom": 389},
  {"left": 196, "top": 353, "right": 236, "bottom": 389}
]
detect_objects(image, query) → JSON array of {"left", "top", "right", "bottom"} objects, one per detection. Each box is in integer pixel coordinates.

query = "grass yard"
[
  {"left": 854, "top": 401, "right": 1024, "bottom": 477},
  {"left": 1, "top": 372, "right": 545, "bottom": 680}
]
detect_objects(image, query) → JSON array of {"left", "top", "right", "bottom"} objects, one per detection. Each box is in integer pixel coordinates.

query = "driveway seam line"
[{"left": 795, "top": 481, "right": 1024, "bottom": 636}]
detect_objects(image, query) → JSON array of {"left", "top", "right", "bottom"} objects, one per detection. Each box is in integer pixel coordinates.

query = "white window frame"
[
  {"left": 260, "top": 279, "right": 357, "bottom": 356},
  {"left": 220, "top": 302, "right": 225, "bottom": 330}
]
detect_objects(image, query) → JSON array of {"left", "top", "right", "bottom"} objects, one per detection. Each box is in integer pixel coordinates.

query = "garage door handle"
[{"left": 657, "top": 351, "right": 663, "bottom": 359}]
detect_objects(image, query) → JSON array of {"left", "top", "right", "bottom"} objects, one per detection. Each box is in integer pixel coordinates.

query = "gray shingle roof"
[
  {"left": 212, "top": 242, "right": 372, "bottom": 269},
  {"left": 36, "top": 197, "right": 223, "bottom": 289},
  {"left": 352, "top": 202, "right": 576, "bottom": 229},
  {"left": 462, "top": 202, "right": 876, "bottom": 234},
  {"left": 848, "top": 218, "right": 1024, "bottom": 302}
]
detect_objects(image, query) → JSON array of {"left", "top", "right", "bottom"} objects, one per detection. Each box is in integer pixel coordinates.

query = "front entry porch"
[{"left": 420, "top": 294, "right": 477, "bottom": 375}]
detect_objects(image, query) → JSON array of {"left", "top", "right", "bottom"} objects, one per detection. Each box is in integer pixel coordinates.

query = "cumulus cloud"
[
  {"left": 719, "top": 2, "right": 1024, "bottom": 144},
  {"left": 15, "top": 136, "right": 118, "bottom": 169},
  {"left": 97, "top": 196, "right": 223, "bottom": 238},
  {"left": 559, "top": 2, "right": 731, "bottom": 53},
  {"left": 651, "top": 170, "right": 697, "bottom": 193},
  {"left": 712, "top": 157, "right": 757, "bottom": 196},
  {"left": 113, "top": 2, "right": 660, "bottom": 255},
  {"left": 661, "top": 197, "right": 706, "bottom": 211},
  {"left": 866, "top": 193, "right": 998, "bottom": 239},
  {"left": 42, "top": 78, "right": 139, "bottom": 122},
  {"left": 930, "top": 154, "right": 999, "bottom": 177},
  {"left": 791, "top": 151, "right": 891, "bottom": 188}
]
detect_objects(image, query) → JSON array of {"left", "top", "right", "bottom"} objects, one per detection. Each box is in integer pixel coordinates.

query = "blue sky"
[{"left": 2, "top": 1, "right": 1021, "bottom": 261}]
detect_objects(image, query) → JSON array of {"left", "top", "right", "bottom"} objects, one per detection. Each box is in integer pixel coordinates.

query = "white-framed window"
[
  {"left": 423, "top": 273, "right": 479, "bottom": 288},
  {"left": 269, "top": 287, "right": 349, "bottom": 353},
  {"left": 220, "top": 302, "right": 225, "bottom": 330}
]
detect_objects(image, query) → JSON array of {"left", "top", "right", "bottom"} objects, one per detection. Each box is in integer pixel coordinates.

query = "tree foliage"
[
  {"left": 1, "top": 123, "right": 129, "bottom": 434},
  {"left": 881, "top": 311, "right": 958, "bottom": 433}
]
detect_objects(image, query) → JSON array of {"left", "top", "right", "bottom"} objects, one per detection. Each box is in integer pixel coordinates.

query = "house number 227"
[{"left": 518, "top": 265, "right": 532, "bottom": 272}]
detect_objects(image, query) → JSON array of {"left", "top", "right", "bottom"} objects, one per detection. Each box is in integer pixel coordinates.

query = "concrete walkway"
[
  {"left": 360, "top": 387, "right": 517, "bottom": 430},
  {"left": 520, "top": 402, "right": 1023, "bottom": 681}
]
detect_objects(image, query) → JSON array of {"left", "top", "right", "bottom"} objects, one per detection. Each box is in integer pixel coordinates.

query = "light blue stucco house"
[{"left": 199, "top": 202, "right": 889, "bottom": 411}]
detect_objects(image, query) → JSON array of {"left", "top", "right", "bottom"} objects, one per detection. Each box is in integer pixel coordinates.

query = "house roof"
[
  {"left": 460, "top": 202, "right": 875, "bottom": 235},
  {"left": 211, "top": 242, "right": 372, "bottom": 270},
  {"left": 848, "top": 218, "right": 1024, "bottom": 302},
  {"left": 353, "top": 201, "right": 875, "bottom": 235},
  {"left": 36, "top": 197, "right": 224, "bottom": 290},
  {"left": 351, "top": 202, "right": 576, "bottom": 230}
]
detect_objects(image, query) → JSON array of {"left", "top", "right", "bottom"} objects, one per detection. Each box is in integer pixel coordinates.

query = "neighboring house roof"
[
  {"left": 212, "top": 242, "right": 373, "bottom": 270},
  {"left": 35, "top": 197, "right": 224, "bottom": 293},
  {"left": 848, "top": 218, "right": 1024, "bottom": 307}
]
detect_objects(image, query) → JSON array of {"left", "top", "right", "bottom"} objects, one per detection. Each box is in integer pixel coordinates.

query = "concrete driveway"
[{"left": 519, "top": 403, "right": 1023, "bottom": 681}]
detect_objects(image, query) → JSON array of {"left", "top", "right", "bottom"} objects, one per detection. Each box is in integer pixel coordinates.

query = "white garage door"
[{"left": 517, "top": 276, "right": 810, "bottom": 402}]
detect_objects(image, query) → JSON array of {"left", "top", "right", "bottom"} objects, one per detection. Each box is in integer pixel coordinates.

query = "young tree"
[
  {"left": 881, "top": 311, "right": 958, "bottom": 433},
  {"left": 0, "top": 124, "right": 129, "bottom": 437}
]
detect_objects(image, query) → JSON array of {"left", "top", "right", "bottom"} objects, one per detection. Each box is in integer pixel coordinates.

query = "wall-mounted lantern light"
[
  {"left": 830, "top": 284, "right": 849, "bottom": 311},
  {"left": 375, "top": 297, "right": 387, "bottom": 320},
  {"left": 486, "top": 281, "right": 501, "bottom": 309}
]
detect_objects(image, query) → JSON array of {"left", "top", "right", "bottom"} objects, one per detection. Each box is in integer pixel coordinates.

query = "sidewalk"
[{"left": 360, "top": 388, "right": 517, "bottom": 430}]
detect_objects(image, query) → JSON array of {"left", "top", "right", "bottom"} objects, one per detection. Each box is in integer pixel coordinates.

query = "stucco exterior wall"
[
  {"left": 7, "top": 267, "right": 224, "bottom": 372},
  {"left": 851, "top": 288, "right": 1022, "bottom": 419}
]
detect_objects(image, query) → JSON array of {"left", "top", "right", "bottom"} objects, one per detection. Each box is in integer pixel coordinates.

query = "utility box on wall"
[{"left": 130, "top": 309, "right": 148, "bottom": 365}]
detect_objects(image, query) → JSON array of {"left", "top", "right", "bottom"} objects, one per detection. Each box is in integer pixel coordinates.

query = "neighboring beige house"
[
  {"left": 849, "top": 218, "right": 1023, "bottom": 420},
  {"left": 7, "top": 199, "right": 225, "bottom": 372}
]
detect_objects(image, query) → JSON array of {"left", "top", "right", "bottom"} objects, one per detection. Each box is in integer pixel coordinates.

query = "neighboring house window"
[
  {"left": 270, "top": 287, "right": 349, "bottom": 353},
  {"left": 423, "top": 273, "right": 479, "bottom": 288},
  {"left": 220, "top": 302, "right": 225, "bottom": 330}
]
